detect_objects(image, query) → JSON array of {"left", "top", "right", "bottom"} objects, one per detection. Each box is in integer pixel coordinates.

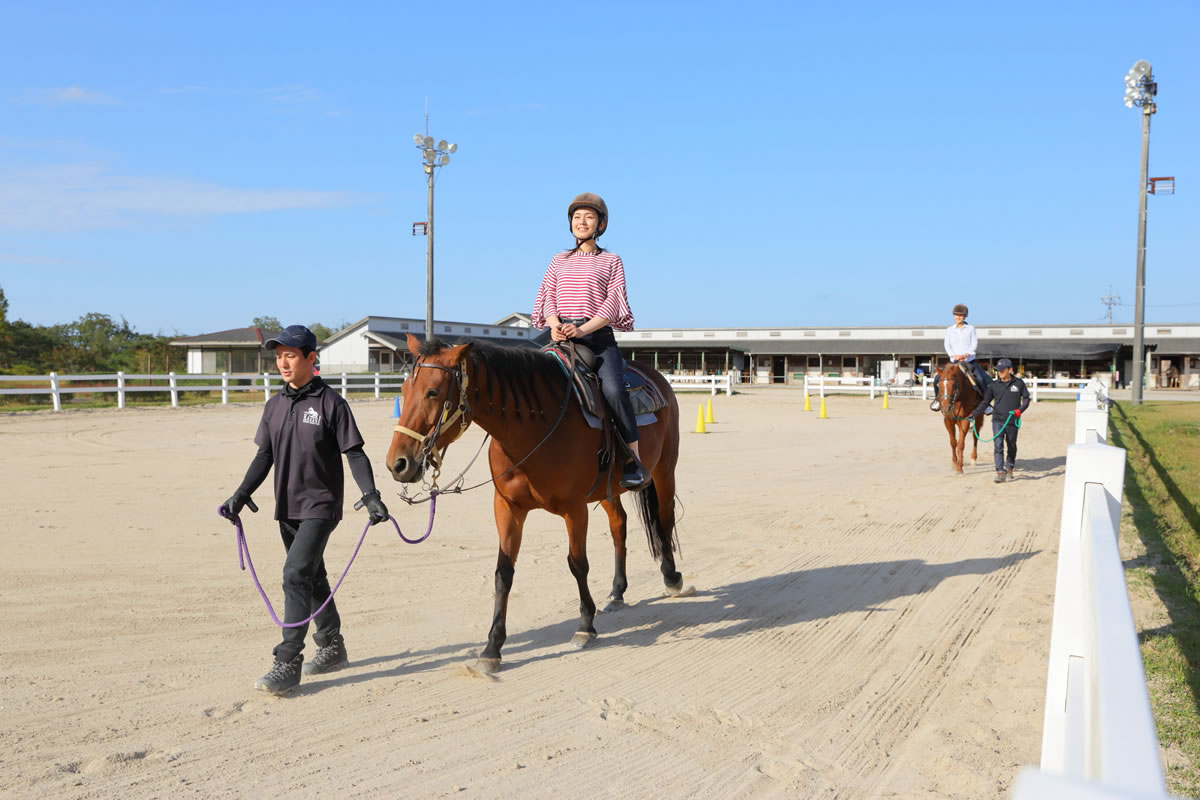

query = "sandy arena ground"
[{"left": 1, "top": 389, "right": 1076, "bottom": 798}]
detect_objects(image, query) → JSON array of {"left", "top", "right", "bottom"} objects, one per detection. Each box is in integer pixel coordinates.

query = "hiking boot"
[
  {"left": 1006, "top": 468, "right": 1014, "bottom": 480},
  {"left": 620, "top": 459, "right": 651, "bottom": 490},
  {"left": 994, "top": 471, "right": 1006, "bottom": 484},
  {"left": 303, "top": 633, "right": 348, "bottom": 675},
  {"left": 256, "top": 654, "right": 303, "bottom": 695}
]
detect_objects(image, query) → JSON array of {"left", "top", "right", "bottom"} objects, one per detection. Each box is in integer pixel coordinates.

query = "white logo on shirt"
[
  {"left": 302, "top": 406, "right": 321, "bottom": 425},
  {"left": 1010, "top": 385, "right": 1019, "bottom": 392}
]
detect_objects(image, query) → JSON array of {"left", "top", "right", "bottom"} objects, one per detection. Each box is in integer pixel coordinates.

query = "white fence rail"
[
  {"left": 1014, "top": 381, "right": 1173, "bottom": 799},
  {"left": 0, "top": 372, "right": 408, "bottom": 411},
  {"left": 664, "top": 374, "right": 734, "bottom": 396},
  {"left": 803, "top": 374, "right": 933, "bottom": 400}
]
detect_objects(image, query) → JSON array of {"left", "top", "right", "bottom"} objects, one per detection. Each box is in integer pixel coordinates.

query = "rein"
[
  {"left": 970, "top": 411, "right": 1022, "bottom": 441},
  {"left": 219, "top": 500, "right": 435, "bottom": 628},
  {"left": 392, "top": 350, "right": 576, "bottom": 504}
]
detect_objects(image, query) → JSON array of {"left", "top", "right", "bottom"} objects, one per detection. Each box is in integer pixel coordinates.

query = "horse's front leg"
[
  {"left": 478, "top": 493, "right": 526, "bottom": 673},
  {"left": 600, "top": 498, "right": 628, "bottom": 612},
  {"left": 945, "top": 420, "right": 961, "bottom": 472},
  {"left": 563, "top": 504, "right": 598, "bottom": 648},
  {"left": 971, "top": 415, "right": 984, "bottom": 463}
]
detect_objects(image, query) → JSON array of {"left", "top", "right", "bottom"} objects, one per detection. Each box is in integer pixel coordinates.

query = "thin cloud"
[
  {"left": 14, "top": 87, "right": 115, "bottom": 105},
  {"left": 0, "top": 162, "right": 365, "bottom": 232},
  {"left": 0, "top": 253, "right": 77, "bottom": 265}
]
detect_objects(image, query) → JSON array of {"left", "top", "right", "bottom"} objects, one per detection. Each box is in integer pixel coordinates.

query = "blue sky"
[{"left": 1, "top": 1, "right": 1197, "bottom": 336}]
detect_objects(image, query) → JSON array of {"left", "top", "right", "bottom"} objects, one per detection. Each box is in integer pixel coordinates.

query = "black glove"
[
  {"left": 220, "top": 490, "right": 255, "bottom": 522},
  {"left": 361, "top": 491, "right": 389, "bottom": 526}
]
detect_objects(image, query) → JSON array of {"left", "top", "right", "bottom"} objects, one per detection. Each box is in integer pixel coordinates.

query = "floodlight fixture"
[
  {"left": 439, "top": 155, "right": 450, "bottom": 166},
  {"left": 1131, "top": 59, "right": 1151, "bottom": 78},
  {"left": 424, "top": 136, "right": 434, "bottom": 148},
  {"left": 437, "top": 139, "right": 448, "bottom": 150},
  {"left": 448, "top": 143, "right": 457, "bottom": 153},
  {"left": 413, "top": 133, "right": 424, "bottom": 146}
]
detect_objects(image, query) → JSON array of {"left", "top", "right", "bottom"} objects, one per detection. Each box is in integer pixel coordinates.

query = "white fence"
[
  {"left": 664, "top": 374, "right": 734, "bottom": 396},
  {"left": 803, "top": 374, "right": 933, "bottom": 400},
  {"left": 0, "top": 372, "right": 407, "bottom": 411},
  {"left": 1013, "top": 381, "right": 1174, "bottom": 799}
]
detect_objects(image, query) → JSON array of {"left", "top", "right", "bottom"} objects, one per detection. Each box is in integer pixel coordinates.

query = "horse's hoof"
[
  {"left": 570, "top": 631, "right": 597, "bottom": 649},
  {"left": 475, "top": 657, "right": 501, "bottom": 673},
  {"left": 602, "top": 597, "right": 625, "bottom": 612},
  {"left": 664, "top": 576, "right": 695, "bottom": 597}
]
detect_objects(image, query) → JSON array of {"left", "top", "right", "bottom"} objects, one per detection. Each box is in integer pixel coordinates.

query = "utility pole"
[
  {"left": 412, "top": 123, "right": 457, "bottom": 342},
  {"left": 1101, "top": 285, "right": 1121, "bottom": 324},
  {"left": 1123, "top": 60, "right": 1156, "bottom": 405}
]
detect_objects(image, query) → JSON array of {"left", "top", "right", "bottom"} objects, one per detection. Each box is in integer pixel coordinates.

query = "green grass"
[{"left": 1109, "top": 401, "right": 1200, "bottom": 796}]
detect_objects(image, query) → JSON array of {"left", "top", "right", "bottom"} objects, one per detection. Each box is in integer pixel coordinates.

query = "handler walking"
[
  {"left": 969, "top": 358, "right": 1030, "bottom": 483},
  {"left": 221, "top": 325, "right": 389, "bottom": 695}
]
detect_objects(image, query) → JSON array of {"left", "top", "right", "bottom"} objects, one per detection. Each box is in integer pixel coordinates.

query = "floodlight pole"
[
  {"left": 1131, "top": 104, "right": 1151, "bottom": 404},
  {"left": 425, "top": 162, "right": 435, "bottom": 341}
]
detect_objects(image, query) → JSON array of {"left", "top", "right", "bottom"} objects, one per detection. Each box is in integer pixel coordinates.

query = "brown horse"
[
  {"left": 935, "top": 362, "right": 985, "bottom": 473},
  {"left": 384, "top": 334, "right": 686, "bottom": 672}
]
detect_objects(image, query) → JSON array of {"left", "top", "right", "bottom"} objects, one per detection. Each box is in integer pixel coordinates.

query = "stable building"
[
  {"left": 170, "top": 327, "right": 280, "bottom": 375},
  {"left": 316, "top": 314, "right": 547, "bottom": 374},
  {"left": 615, "top": 323, "right": 1200, "bottom": 389}
]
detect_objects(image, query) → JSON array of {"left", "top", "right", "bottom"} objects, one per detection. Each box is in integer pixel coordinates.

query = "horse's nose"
[{"left": 389, "top": 456, "right": 408, "bottom": 481}]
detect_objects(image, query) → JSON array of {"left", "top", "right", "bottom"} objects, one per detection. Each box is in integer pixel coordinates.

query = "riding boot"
[{"left": 620, "top": 456, "right": 651, "bottom": 490}]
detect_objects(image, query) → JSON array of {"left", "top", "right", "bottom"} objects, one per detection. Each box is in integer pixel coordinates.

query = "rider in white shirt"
[{"left": 944, "top": 303, "right": 991, "bottom": 390}]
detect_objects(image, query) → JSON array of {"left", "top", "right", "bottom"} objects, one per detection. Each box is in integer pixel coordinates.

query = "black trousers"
[
  {"left": 992, "top": 418, "right": 1019, "bottom": 472},
  {"left": 273, "top": 518, "right": 341, "bottom": 663},
  {"left": 575, "top": 326, "right": 639, "bottom": 444}
]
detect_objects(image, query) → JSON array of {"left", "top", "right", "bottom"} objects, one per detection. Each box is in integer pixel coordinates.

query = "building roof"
[{"left": 169, "top": 327, "right": 277, "bottom": 347}]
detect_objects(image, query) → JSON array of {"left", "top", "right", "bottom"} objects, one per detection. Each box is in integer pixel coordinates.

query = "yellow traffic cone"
[
  {"left": 693, "top": 403, "right": 707, "bottom": 433},
  {"left": 804, "top": 391, "right": 812, "bottom": 412},
  {"left": 705, "top": 397, "right": 715, "bottom": 424},
  {"left": 882, "top": 391, "right": 890, "bottom": 410},
  {"left": 818, "top": 396, "right": 828, "bottom": 419}
]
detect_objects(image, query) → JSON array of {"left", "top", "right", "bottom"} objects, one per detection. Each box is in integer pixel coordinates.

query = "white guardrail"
[
  {"left": 0, "top": 372, "right": 408, "bottom": 411},
  {"left": 1013, "top": 381, "right": 1175, "bottom": 800},
  {"left": 801, "top": 374, "right": 1092, "bottom": 403},
  {"left": 664, "top": 374, "right": 734, "bottom": 396}
]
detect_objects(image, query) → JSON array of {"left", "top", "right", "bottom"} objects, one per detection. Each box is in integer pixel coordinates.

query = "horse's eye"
[{"left": 425, "top": 388, "right": 439, "bottom": 399}]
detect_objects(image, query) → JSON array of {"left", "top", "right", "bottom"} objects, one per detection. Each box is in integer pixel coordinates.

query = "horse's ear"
[
  {"left": 448, "top": 341, "right": 473, "bottom": 365},
  {"left": 406, "top": 333, "right": 421, "bottom": 357}
]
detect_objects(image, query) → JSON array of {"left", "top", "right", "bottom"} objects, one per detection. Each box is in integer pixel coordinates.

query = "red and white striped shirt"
[{"left": 531, "top": 250, "right": 635, "bottom": 331}]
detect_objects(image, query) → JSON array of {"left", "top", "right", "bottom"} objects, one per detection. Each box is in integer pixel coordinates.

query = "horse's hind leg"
[
  {"left": 600, "top": 498, "right": 629, "bottom": 612},
  {"left": 479, "top": 494, "right": 526, "bottom": 673},
  {"left": 564, "top": 504, "right": 598, "bottom": 649}
]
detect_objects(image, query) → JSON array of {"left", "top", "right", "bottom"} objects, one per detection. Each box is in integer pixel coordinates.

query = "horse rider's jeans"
[
  {"left": 273, "top": 518, "right": 341, "bottom": 663},
  {"left": 966, "top": 359, "right": 991, "bottom": 389},
  {"left": 992, "top": 419, "right": 1019, "bottom": 473},
  {"left": 574, "top": 326, "right": 640, "bottom": 445}
]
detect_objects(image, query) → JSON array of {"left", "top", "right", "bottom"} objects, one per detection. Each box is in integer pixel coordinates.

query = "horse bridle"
[
  {"left": 394, "top": 361, "right": 472, "bottom": 481},
  {"left": 936, "top": 369, "right": 959, "bottom": 419}
]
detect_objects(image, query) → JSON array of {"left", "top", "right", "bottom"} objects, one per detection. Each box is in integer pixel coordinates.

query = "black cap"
[
  {"left": 264, "top": 325, "right": 317, "bottom": 352},
  {"left": 996, "top": 358, "right": 1013, "bottom": 370}
]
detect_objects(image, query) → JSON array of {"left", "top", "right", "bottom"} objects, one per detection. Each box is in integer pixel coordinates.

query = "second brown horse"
[{"left": 385, "top": 334, "right": 687, "bottom": 672}]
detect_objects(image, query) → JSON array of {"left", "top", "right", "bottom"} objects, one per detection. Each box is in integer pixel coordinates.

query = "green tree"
[
  {"left": 309, "top": 322, "right": 334, "bottom": 342},
  {"left": 252, "top": 316, "right": 282, "bottom": 332},
  {"left": 52, "top": 313, "right": 140, "bottom": 372}
]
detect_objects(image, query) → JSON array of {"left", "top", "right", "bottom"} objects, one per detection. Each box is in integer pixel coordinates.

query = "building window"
[
  {"left": 641, "top": 332, "right": 652, "bottom": 338},
  {"left": 1070, "top": 329, "right": 1083, "bottom": 335},
  {"left": 464, "top": 327, "right": 472, "bottom": 333},
  {"left": 769, "top": 331, "right": 781, "bottom": 337},
  {"left": 842, "top": 356, "right": 857, "bottom": 368},
  {"left": 671, "top": 332, "right": 683, "bottom": 338},
  {"left": 443, "top": 326, "right": 452, "bottom": 333},
  {"left": 1029, "top": 329, "right": 1043, "bottom": 335},
  {"left": 1113, "top": 328, "right": 1127, "bottom": 335},
  {"left": 703, "top": 332, "right": 715, "bottom": 337},
  {"left": 839, "top": 331, "right": 850, "bottom": 337},
  {"left": 988, "top": 330, "right": 1002, "bottom": 336},
  {"left": 808, "top": 356, "right": 820, "bottom": 368},
  {"left": 736, "top": 331, "right": 748, "bottom": 337},
  {"left": 804, "top": 331, "right": 815, "bottom": 336},
  {"left": 1157, "top": 328, "right": 1172, "bottom": 335},
  {"left": 401, "top": 322, "right": 409, "bottom": 330},
  {"left": 482, "top": 328, "right": 490, "bottom": 334},
  {"left": 912, "top": 330, "right": 925, "bottom": 336},
  {"left": 501, "top": 330, "right": 508, "bottom": 336}
]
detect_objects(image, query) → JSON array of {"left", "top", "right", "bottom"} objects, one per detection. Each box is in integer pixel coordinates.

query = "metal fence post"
[
  {"left": 167, "top": 372, "right": 178, "bottom": 408},
  {"left": 374, "top": 372, "right": 381, "bottom": 399},
  {"left": 221, "top": 372, "right": 229, "bottom": 405},
  {"left": 341, "top": 373, "right": 348, "bottom": 399},
  {"left": 263, "top": 373, "right": 271, "bottom": 403},
  {"left": 117, "top": 372, "right": 126, "bottom": 409},
  {"left": 50, "top": 372, "right": 62, "bottom": 412}
]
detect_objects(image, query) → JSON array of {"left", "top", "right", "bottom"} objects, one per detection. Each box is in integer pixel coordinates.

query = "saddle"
[{"left": 541, "top": 342, "right": 668, "bottom": 431}]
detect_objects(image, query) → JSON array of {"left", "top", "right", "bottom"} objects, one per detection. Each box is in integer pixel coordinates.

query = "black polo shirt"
[{"left": 254, "top": 377, "right": 364, "bottom": 520}]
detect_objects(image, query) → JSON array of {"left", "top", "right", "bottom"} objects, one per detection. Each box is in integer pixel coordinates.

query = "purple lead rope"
[{"left": 218, "top": 493, "right": 437, "bottom": 628}]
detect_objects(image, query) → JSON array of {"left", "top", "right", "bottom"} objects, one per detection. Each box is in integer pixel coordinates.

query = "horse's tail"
[{"left": 634, "top": 479, "right": 679, "bottom": 561}]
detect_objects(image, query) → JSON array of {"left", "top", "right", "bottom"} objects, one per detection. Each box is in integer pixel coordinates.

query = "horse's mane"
[{"left": 421, "top": 337, "right": 566, "bottom": 421}]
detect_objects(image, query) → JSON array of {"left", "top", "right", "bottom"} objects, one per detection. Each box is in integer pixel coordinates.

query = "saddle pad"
[{"left": 542, "top": 347, "right": 668, "bottom": 429}]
